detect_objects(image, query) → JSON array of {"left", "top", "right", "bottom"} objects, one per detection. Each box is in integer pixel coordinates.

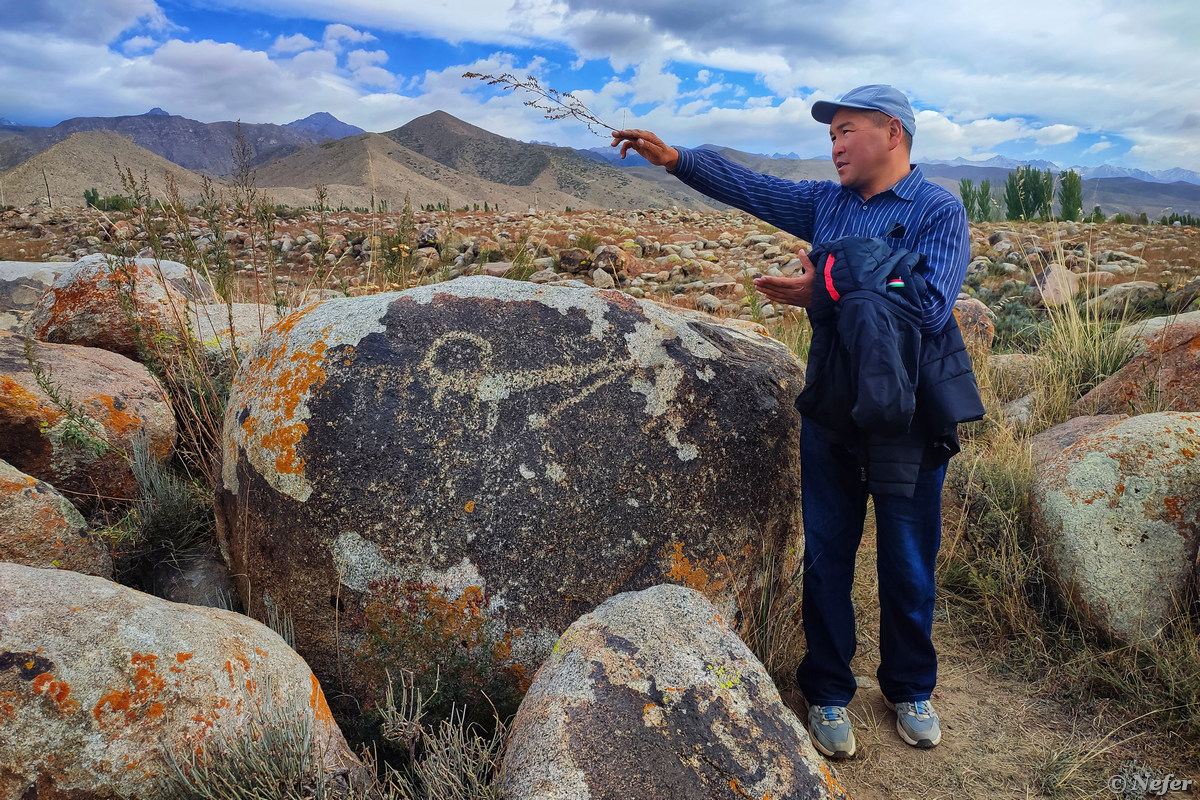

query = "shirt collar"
[
  {"left": 890, "top": 164, "right": 924, "bottom": 201},
  {"left": 841, "top": 164, "right": 924, "bottom": 203}
]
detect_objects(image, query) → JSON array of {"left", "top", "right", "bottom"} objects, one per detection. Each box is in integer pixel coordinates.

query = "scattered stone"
[
  {"left": 1031, "top": 412, "right": 1200, "bottom": 643},
  {"left": 1001, "top": 392, "right": 1037, "bottom": 428},
  {"left": 986, "top": 353, "right": 1041, "bottom": 402},
  {"left": 696, "top": 293, "right": 722, "bottom": 313},
  {"left": 0, "top": 458, "right": 112, "bottom": 577},
  {"left": 483, "top": 261, "right": 516, "bottom": 278},
  {"left": 150, "top": 551, "right": 237, "bottom": 609},
  {"left": 0, "top": 261, "right": 65, "bottom": 333},
  {"left": 952, "top": 297, "right": 995, "bottom": 350},
  {"left": 1086, "top": 280, "right": 1166, "bottom": 316},
  {"left": 1117, "top": 311, "right": 1200, "bottom": 357},
  {"left": 1032, "top": 263, "right": 1079, "bottom": 306},
  {"left": 0, "top": 562, "right": 362, "bottom": 799},
  {"left": 500, "top": 584, "right": 849, "bottom": 800},
  {"left": 528, "top": 268, "right": 559, "bottom": 284},
  {"left": 591, "top": 267, "right": 615, "bottom": 289},
  {"left": 557, "top": 248, "right": 591, "bottom": 274}
]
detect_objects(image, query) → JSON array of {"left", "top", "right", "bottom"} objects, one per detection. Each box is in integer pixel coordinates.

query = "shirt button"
[{"left": 861, "top": 204, "right": 868, "bottom": 210}]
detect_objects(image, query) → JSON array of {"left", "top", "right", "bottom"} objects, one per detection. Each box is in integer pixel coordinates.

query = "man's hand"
[
  {"left": 611, "top": 129, "right": 679, "bottom": 170},
  {"left": 753, "top": 251, "right": 816, "bottom": 308}
]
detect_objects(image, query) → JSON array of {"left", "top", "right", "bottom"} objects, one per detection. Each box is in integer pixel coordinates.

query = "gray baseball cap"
[{"left": 811, "top": 84, "right": 916, "bottom": 136}]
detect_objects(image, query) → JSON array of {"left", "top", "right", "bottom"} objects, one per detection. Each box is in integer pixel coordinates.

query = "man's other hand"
[
  {"left": 753, "top": 251, "right": 816, "bottom": 308},
  {"left": 611, "top": 129, "right": 679, "bottom": 170}
]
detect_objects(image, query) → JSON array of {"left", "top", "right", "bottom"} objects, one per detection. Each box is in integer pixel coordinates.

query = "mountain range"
[
  {"left": 0, "top": 108, "right": 1196, "bottom": 217},
  {"left": 923, "top": 155, "right": 1200, "bottom": 186}
]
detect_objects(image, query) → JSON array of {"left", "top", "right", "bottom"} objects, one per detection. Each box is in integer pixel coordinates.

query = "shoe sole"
[
  {"left": 894, "top": 718, "right": 941, "bottom": 748},
  {"left": 884, "top": 699, "right": 941, "bottom": 749},
  {"left": 807, "top": 725, "right": 856, "bottom": 759}
]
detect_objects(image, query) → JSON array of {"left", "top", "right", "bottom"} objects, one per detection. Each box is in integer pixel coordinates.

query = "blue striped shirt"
[{"left": 672, "top": 147, "right": 969, "bottom": 334}]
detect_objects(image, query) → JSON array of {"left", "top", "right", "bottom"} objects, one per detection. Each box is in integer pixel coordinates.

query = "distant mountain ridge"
[
  {"left": 1, "top": 107, "right": 1196, "bottom": 215},
  {"left": 923, "top": 155, "right": 1200, "bottom": 186},
  {"left": 0, "top": 108, "right": 363, "bottom": 175}
]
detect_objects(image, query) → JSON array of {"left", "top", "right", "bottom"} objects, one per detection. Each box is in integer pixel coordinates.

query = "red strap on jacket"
[{"left": 824, "top": 254, "right": 840, "bottom": 302}]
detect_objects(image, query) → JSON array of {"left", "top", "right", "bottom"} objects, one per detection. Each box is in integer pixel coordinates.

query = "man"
[{"left": 612, "top": 85, "right": 981, "bottom": 759}]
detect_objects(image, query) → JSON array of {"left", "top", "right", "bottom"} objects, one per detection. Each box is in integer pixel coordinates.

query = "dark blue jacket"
[{"left": 795, "top": 237, "right": 985, "bottom": 496}]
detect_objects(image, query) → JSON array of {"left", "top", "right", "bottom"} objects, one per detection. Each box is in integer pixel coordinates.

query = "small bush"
[
  {"left": 358, "top": 579, "right": 527, "bottom": 730},
  {"left": 574, "top": 230, "right": 601, "bottom": 252}
]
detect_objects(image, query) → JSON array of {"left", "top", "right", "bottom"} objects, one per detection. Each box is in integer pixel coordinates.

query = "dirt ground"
[{"left": 781, "top": 518, "right": 1200, "bottom": 800}]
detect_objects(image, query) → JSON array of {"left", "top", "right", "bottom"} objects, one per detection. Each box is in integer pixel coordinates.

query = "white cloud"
[
  {"left": 346, "top": 49, "right": 388, "bottom": 71},
  {"left": 271, "top": 33, "right": 316, "bottom": 53},
  {"left": 122, "top": 35, "right": 157, "bottom": 54},
  {"left": 1085, "top": 141, "right": 1114, "bottom": 154},
  {"left": 1031, "top": 124, "right": 1079, "bottom": 146},
  {"left": 322, "top": 23, "right": 376, "bottom": 52},
  {"left": 352, "top": 65, "right": 398, "bottom": 90},
  {"left": 1, "top": 0, "right": 170, "bottom": 45}
]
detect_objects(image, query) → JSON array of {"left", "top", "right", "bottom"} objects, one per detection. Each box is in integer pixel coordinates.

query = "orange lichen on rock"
[
  {"left": 309, "top": 673, "right": 335, "bottom": 727},
  {"left": 819, "top": 762, "right": 850, "bottom": 799},
  {"left": 32, "top": 672, "right": 79, "bottom": 715},
  {"left": 0, "top": 374, "right": 57, "bottom": 421},
  {"left": 92, "top": 652, "right": 168, "bottom": 728},
  {"left": 97, "top": 395, "right": 142, "bottom": 436},
  {"left": 667, "top": 541, "right": 711, "bottom": 593}
]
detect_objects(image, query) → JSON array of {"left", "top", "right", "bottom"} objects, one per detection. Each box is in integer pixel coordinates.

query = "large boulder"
[
  {"left": 0, "top": 331, "right": 175, "bottom": 507},
  {"left": 1031, "top": 262, "right": 1079, "bottom": 306},
  {"left": 1085, "top": 280, "right": 1165, "bottom": 317},
  {"left": 1026, "top": 414, "right": 1127, "bottom": 467},
  {"left": 0, "top": 562, "right": 360, "bottom": 800},
  {"left": 1071, "top": 321, "right": 1200, "bottom": 415},
  {"left": 1031, "top": 412, "right": 1200, "bottom": 642},
  {"left": 0, "top": 458, "right": 113, "bottom": 577},
  {"left": 0, "top": 261, "right": 63, "bottom": 333},
  {"left": 1117, "top": 311, "right": 1200, "bottom": 357},
  {"left": 188, "top": 301, "right": 281, "bottom": 367},
  {"left": 500, "top": 584, "right": 850, "bottom": 800},
  {"left": 29, "top": 253, "right": 217, "bottom": 359},
  {"left": 216, "top": 276, "right": 804, "bottom": 703}
]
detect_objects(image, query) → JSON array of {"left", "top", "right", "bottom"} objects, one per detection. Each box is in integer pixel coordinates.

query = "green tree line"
[{"left": 959, "top": 167, "right": 1095, "bottom": 222}]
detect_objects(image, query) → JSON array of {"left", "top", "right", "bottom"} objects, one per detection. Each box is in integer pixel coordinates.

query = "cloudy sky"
[{"left": 2, "top": 0, "right": 1198, "bottom": 172}]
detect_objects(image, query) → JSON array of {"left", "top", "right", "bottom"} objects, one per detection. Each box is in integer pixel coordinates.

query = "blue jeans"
[{"left": 795, "top": 419, "right": 945, "bottom": 706}]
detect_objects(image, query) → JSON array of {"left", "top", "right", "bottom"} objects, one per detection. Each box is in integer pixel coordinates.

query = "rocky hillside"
[
  {"left": 386, "top": 111, "right": 719, "bottom": 210},
  {"left": 0, "top": 131, "right": 211, "bottom": 209},
  {"left": 0, "top": 109, "right": 362, "bottom": 175}
]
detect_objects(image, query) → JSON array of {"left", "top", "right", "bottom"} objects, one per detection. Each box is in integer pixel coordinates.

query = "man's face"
[{"left": 829, "top": 108, "right": 896, "bottom": 192}]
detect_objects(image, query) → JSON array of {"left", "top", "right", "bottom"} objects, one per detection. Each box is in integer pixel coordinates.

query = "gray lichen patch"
[{"left": 222, "top": 294, "right": 392, "bottom": 500}]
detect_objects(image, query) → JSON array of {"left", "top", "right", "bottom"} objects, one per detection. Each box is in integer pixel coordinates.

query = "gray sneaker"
[
  {"left": 807, "top": 704, "right": 856, "bottom": 759},
  {"left": 886, "top": 699, "right": 942, "bottom": 748}
]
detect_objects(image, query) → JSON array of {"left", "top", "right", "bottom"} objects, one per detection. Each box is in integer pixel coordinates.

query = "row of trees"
[{"left": 958, "top": 167, "right": 1095, "bottom": 223}]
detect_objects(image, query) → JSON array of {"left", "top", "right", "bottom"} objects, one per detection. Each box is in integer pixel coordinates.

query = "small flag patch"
[{"left": 886, "top": 277, "right": 906, "bottom": 289}]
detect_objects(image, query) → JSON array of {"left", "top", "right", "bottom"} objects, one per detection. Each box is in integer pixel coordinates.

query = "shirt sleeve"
[
  {"left": 912, "top": 199, "right": 970, "bottom": 334},
  {"left": 672, "top": 147, "right": 818, "bottom": 242}
]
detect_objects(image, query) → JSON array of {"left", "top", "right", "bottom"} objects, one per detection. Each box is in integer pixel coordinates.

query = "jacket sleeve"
[
  {"left": 837, "top": 298, "right": 918, "bottom": 437},
  {"left": 671, "top": 147, "right": 818, "bottom": 241}
]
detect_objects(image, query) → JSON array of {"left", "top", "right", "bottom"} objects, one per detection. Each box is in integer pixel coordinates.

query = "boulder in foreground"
[
  {"left": 500, "top": 584, "right": 850, "bottom": 800},
  {"left": 1031, "top": 412, "right": 1200, "bottom": 642},
  {"left": 0, "top": 562, "right": 360, "bottom": 800}
]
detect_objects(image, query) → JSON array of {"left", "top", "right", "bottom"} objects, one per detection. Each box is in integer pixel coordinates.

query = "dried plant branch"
[{"left": 462, "top": 72, "right": 615, "bottom": 136}]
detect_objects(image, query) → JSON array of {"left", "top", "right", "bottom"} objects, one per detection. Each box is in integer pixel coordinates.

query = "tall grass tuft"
[{"left": 1028, "top": 298, "right": 1135, "bottom": 428}]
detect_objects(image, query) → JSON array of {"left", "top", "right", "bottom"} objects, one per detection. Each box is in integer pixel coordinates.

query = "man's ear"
[{"left": 888, "top": 118, "right": 904, "bottom": 150}]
